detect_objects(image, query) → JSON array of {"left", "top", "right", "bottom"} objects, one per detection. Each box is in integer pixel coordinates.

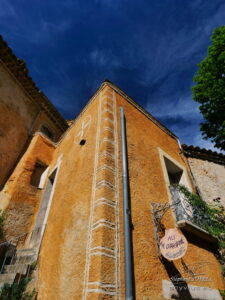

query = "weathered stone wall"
[
  {"left": 187, "top": 157, "right": 225, "bottom": 207},
  {"left": 32, "top": 111, "right": 63, "bottom": 142},
  {"left": 0, "top": 62, "right": 64, "bottom": 189},
  {"left": 0, "top": 63, "right": 38, "bottom": 189},
  {"left": 0, "top": 134, "right": 55, "bottom": 240}
]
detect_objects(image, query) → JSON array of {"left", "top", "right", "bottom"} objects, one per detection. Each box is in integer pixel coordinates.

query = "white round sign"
[{"left": 159, "top": 228, "right": 188, "bottom": 261}]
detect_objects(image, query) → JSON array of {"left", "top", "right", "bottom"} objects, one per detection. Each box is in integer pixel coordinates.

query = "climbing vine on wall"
[{"left": 177, "top": 184, "right": 225, "bottom": 281}]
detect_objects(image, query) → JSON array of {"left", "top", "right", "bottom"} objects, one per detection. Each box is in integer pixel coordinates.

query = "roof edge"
[
  {"left": 182, "top": 144, "right": 225, "bottom": 165},
  {"left": 56, "top": 80, "right": 179, "bottom": 147},
  {"left": 101, "top": 81, "right": 178, "bottom": 140},
  {"left": 0, "top": 35, "right": 68, "bottom": 131}
]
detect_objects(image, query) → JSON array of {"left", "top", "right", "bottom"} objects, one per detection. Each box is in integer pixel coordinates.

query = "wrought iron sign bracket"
[{"left": 150, "top": 201, "right": 180, "bottom": 256}]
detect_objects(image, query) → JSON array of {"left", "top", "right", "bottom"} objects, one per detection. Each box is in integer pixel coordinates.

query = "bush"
[
  {"left": 0, "top": 210, "right": 5, "bottom": 239},
  {"left": 0, "top": 278, "right": 36, "bottom": 300}
]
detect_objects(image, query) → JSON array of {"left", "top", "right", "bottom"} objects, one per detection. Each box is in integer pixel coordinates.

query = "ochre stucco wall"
[
  {"left": 37, "top": 92, "right": 100, "bottom": 299},
  {"left": 2, "top": 83, "right": 223, "bottom": 299},
  {"left": 115, "top": 90, "right": 224, "bottom": 299},
  {"left": 37, "top": 86, "right": 122, "bottom": 299},
  {"left": 36, "top": 84, "right": 224, "bottom": 299}
]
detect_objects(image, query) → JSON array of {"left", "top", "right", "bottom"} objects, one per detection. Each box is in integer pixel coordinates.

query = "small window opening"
[
  {"left": 80, "top": 139, "right": 86, "bottom": 145},
  {"left": 30, "top": 162, "right": 47, "bottom": 187},
  {"left": 49, "top": 169, "right": 57, "bottom": 184},
  {"left": 40, "top": 125, "right": 54, "bottom": 140},
  {"left": 30, "top": 168, "right": 57, "bottom": 246},
  {"left": 164, "top": 157, "right": 183, "bottom": 185}
]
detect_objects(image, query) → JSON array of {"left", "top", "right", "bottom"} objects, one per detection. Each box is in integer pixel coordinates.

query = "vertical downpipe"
[{"left": 120, "top": 108, "right": 134, "bottom": 300}]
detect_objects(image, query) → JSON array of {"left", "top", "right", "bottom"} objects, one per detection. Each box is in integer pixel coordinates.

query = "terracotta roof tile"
[{"left": 182, "top": 144, "right": 225, "bottom": 165}]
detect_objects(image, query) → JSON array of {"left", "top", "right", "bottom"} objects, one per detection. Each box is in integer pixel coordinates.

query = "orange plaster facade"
[
  {"left": 0, "top": 134, "right": 55, "bottom": 241},
  {"left": 0, "top": 82, "right": 224, "bottom": 300}
]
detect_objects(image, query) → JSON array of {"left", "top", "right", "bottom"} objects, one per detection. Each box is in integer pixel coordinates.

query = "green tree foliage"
[
  {"left": 192, "top": 26, "right": 225, "bottom": 150},
  {"left": 177, "top": 185, "right": 225, "bottom": 282}
]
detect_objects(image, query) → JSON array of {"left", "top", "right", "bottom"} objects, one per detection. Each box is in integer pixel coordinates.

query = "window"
[
  {"left": 34, "top": 168, "right": 56, "bottom": 229},
  {"left": 163, "top": 156, "right": 193, "bottom": 222},
  {"left": 29, "top": 168, "right": 57, "bottom": 248},
  {"left": 164, "top": 157, "right": 183, "bottom": 185},
  {"left": 159, "top": 150, "right": 213, "bottom": 238},
  {"left": 40, "top": 125, "right": 54, "bottom": 140},
  {"left": 30, "top": 162, "right": 48, "bottom": 188}
]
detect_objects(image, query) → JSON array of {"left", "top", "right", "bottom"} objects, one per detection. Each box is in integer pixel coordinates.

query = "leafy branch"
[{"left": 176, "top": 184, "right": 225, "bottom": 280}]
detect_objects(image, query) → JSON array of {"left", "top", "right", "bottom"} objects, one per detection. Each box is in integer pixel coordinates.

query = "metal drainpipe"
[{"left": 120, "top": 108, "right": 134, "bottom": 300}]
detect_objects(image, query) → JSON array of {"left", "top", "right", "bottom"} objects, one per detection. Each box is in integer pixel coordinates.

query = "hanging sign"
[{"left": 159, "top": 228, "right": 188, "bottom": 261}]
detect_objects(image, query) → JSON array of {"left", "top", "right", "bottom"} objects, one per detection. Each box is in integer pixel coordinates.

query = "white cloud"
[
  {"left": 146, "top": 95, "right": 199, "bottom": 120},
  {"left": 86, "top": 48, "right": 121, "bottom": 68},
  {"left": 0, "top": 3, "right": 71, "bottom": 46},
  {"left": 20, "top": 18, "right": 71, "bottom": 44},
  {"left": 89, "top": 49, "right": 108, "bottom": 67},
  {"left": 192, "top": 133, "right": 225, "bottom": 153}
]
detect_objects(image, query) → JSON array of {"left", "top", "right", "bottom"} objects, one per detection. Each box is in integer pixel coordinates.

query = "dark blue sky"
[{"left": 1, "top": 0, "right": 225, "bottom": 151}]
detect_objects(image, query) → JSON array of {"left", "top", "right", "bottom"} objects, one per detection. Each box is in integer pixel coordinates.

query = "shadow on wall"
[
  {"left": 0, "top": 135, "right": 32, "bottom": 191},
  {"left": 161, "top": 231, "right": 220, "bottom": 300},
  {"left": 161, "top": 256, "right": 201, "bottom": 300},
  {"left": 128, "top": 161, "right": 136, "bottom": 299},
  {"left": 125, "top": 118, "right": 136, "bottom": 299}
]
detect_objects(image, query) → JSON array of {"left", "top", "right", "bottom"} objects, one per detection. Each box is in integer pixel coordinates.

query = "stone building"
[
  {"left": 0, "top": 39, "right": 224, "bottom": 300},
  {"left": 182, "top": 144, "right": 225, "bottom": 207},
  {"left": 0, "top": 35, "right": 68, "bottom": 190}
]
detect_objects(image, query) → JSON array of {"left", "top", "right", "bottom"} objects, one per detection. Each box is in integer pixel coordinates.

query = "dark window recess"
[
  {"left": 40, "top": 126, "right": 54, "bottom": 140},
  {"left": 30, "top": 162, "right": 47, "bottom": 187},
  {"left": 80, "top": 139, "right": 86, "bottom": 145},
  {"left": 164, "top": 157, "right": 183, "bottom": 185}
]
